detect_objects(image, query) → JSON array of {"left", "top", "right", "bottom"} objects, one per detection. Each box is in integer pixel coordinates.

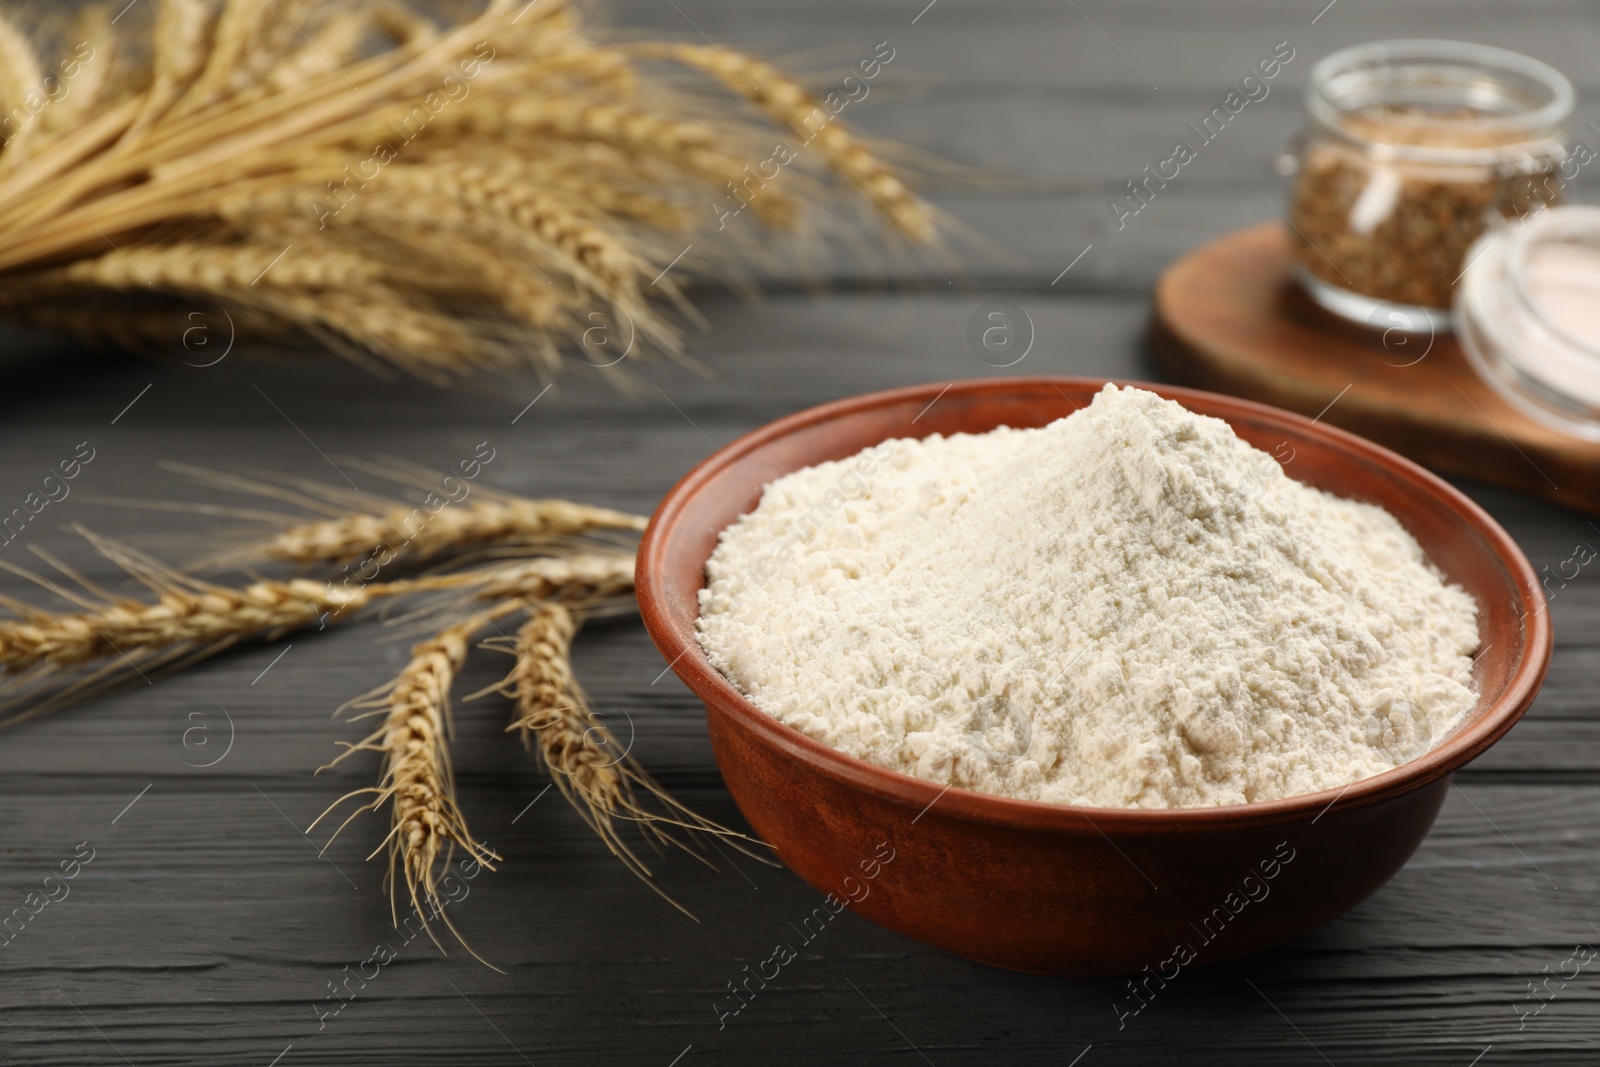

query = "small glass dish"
[
  {"left": 1286, "top": 39, "right": 1574, "bottom": 335},
  {"left": 1457, "top": 205, "right": 1600, "bottom": 441}
]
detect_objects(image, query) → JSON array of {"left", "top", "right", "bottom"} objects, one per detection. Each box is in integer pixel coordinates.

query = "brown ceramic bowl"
[{"left": 636, "top": 378, "right": 1551, "bottom": 976}]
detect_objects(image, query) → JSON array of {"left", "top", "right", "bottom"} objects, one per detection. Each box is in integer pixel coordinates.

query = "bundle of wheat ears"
[
  {"left": 0, "top": 465, "right": 756, "bottom": 962},
  {"left": 0, "top": 0, "right": 933, "bottom": 378}
]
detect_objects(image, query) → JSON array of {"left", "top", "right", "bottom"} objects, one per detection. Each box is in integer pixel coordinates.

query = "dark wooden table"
[{"left": 3, "top": 1, "right": 1599, "bottom": 1064}]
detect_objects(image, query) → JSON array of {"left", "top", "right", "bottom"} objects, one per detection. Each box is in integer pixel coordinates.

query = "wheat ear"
[
  {"left": 492, "top": 601, "right": 748, "bottom": 915},
  {"left": 250, "top": 499, "right": 647, "bottom": 568},
  {"left": 0, "top": 11, "right": 43, "bottom": 165},
  {"left": 313, "top": 605, "right": 515, "bottom": 965},
  {"left": 0, "top": 529, "right": 635, "bottom": 725},
  {"left": 0, "top": 552, "right": 635, "bottom": 676},
  {"left": 637, "top": 42, "right": 933, "bottom": 242},
  {"left": 176, "top": 0, "right": 269, "bottom": 115},
  {"left": 0, "top": 543, "right": 370, "bottom": 675},
  {"left": 107, "top": 463, "right": 648, "bottom": 572},
  {"left": 133, "top": 0, "right": 213, "bottom": 131},
  {"left": 40, "top": 5, "right": 119, "bottom": 138}
]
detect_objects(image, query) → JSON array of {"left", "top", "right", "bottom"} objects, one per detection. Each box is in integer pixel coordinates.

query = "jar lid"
[
  {"left": 1307, "top": 39, "right": 1574, "bottom": 164},
  {"left": 1457, "top": 206, "right": 1600, "bottom": 440}
]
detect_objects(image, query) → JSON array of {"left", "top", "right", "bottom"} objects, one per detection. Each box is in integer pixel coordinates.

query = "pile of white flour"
[{"left": 695, "top": 385, "right": 1480, "bottom": 809}]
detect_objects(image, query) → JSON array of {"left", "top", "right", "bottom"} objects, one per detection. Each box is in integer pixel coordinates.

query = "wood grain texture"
[{"left": 1, "top": 0, "right": 1599, "bottom": 1063}]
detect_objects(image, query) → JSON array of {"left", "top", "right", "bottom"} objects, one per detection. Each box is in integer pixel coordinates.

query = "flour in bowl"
[{"left": 695, "top": 384, "right": 1480, "bottom": 809}]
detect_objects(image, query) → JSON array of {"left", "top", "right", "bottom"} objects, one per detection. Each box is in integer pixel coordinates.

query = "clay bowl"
[{"left": 636, "top": 377, "right": 1551, "bottom": 976}]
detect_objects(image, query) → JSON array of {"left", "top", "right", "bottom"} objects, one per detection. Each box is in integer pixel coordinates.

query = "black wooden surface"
[{"left": 3, "top": 1, "right": 1600, "bottom": 1064}]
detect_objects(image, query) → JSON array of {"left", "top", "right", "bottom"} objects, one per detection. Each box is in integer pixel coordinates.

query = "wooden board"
[{"left": 1152, "top": 222, "right": 1600, "bottom": 517}]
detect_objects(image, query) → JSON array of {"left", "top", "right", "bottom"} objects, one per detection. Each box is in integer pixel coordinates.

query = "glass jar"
[
  {"left": 1457, "top": 205, "right": 1600, "bottom": 440},
  {"left": 1286, "top": 39, "right": 1574, "bottom": 333}
]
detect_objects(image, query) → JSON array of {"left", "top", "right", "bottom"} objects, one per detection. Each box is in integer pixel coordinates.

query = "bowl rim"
[{"left": 636, "top": 377, "right": 1553, "bottom": 833}]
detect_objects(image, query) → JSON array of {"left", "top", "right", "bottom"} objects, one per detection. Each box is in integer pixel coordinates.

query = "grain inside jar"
[{"left": 1288, "top": 40, "right": 1573, "bottom": 327}]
